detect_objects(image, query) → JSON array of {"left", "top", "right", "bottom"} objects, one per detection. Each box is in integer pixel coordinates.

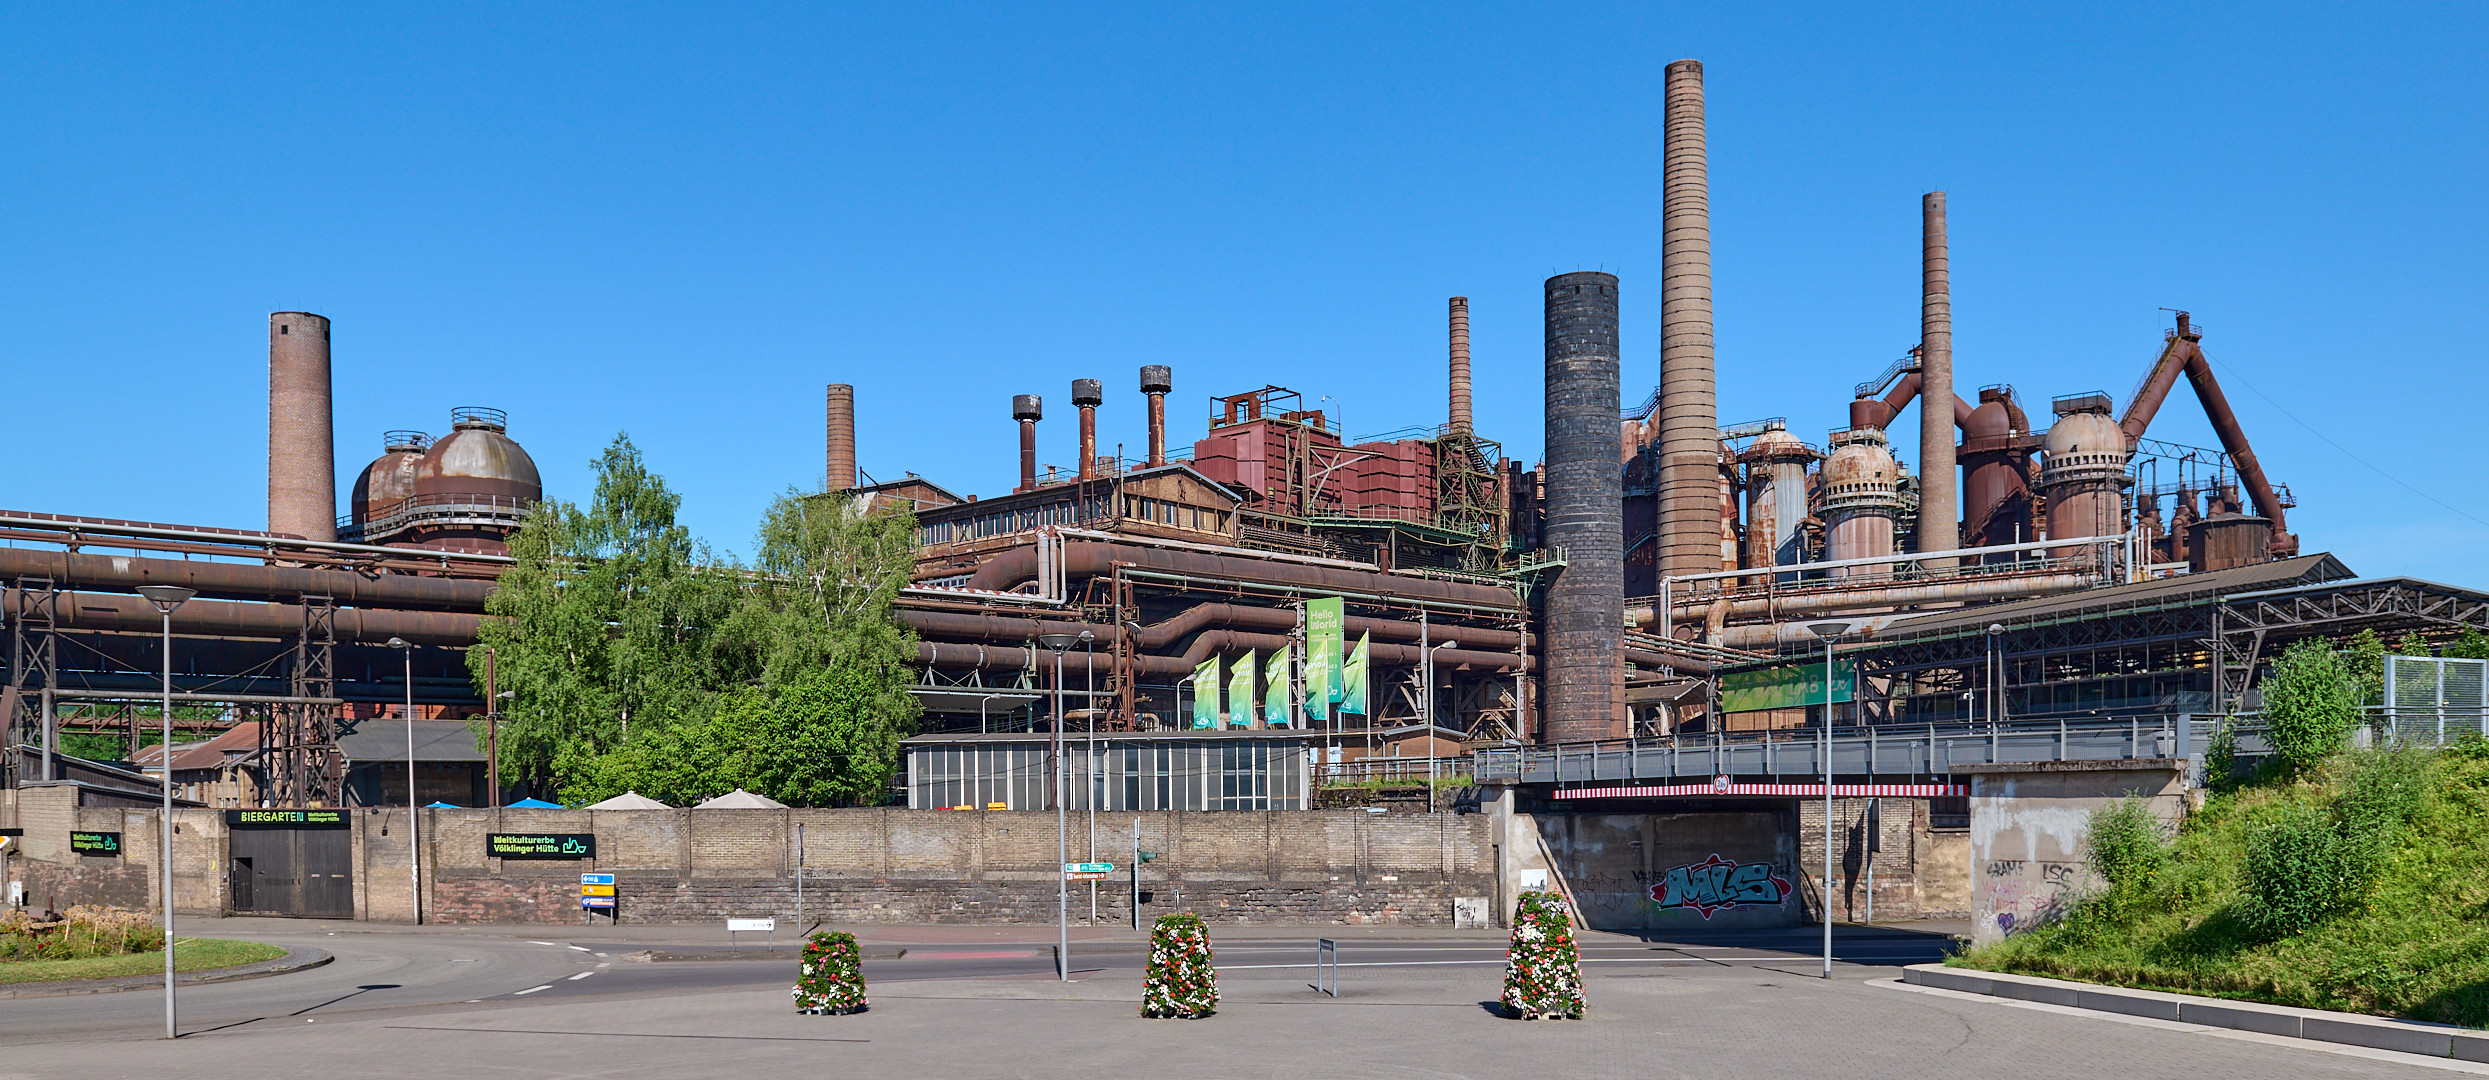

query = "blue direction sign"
[
  {"left": 581, "top": 895, "right": 615, "bottom": 909},
  {"left": 581, "top": 873, "right": 615, "bottom": 886}
]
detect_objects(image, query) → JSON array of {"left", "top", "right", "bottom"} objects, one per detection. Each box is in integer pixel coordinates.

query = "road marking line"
[
  {"left": 512, "top": 985, "right": 553, "bottom": 995},
  {"left": 568, "top": 972, "right": 595, "bottom": 981},
  {"left": 568, "top": 945, "right": 592, "bottom": 952},
  {"left": 526, "top": 941, "right": 558, "bottom": 946}
]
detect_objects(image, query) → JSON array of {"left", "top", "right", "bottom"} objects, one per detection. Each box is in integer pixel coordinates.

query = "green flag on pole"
[
  {"left": 1191, "top": 656, "right": 1220, "bottom": 730},
  {"left": 1228, "top": 650, "right": 1256, "bottom": 728},
  {"left": 1341, "top": 632, "right": 1370, "bottom": 715},
  {"left": 1305, "top": 597, "right": 1343, "bottom": 726},
  {"left": 1265, "top": 645, "right": 1291, "bottom": 727}
]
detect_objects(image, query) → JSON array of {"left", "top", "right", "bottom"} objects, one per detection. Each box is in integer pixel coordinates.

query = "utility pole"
[{"left": 1809, "top": 621, "right": 1850, "bottom": 981}]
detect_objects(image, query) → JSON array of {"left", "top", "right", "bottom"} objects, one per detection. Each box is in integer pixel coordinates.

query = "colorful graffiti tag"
[{"left": 1648, "top": 853, "right": 1791, "bottom": 919}]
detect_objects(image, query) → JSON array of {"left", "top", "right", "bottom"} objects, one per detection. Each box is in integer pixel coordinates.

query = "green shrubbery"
[
  {"left": 1960, "top": 744, "right": 2489, "bottom": 1027},
  {"left": 2261, "top": 639, "right": 2364, "bottom": 774},
  {"left": 0, "top": 906, "right": 164, "bottom": 961}
]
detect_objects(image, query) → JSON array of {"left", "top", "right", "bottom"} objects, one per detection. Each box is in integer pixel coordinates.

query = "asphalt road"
[{"left": 0, "top": 922, "right": 1957, "bottom": 1046}]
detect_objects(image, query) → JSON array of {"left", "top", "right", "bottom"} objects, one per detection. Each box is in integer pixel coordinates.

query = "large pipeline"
[
  {"left": 1849, "top": 370, "right": 1975, "bottom": 433},
  {"left": 903, "top": 603, "right": 1527, "bottom": 673},
  {"left": 1633, "top": 570, "right": 2096, "bottom": 627},
  {"left": 10, "top": 589, "right": 482, "bottom": 646},
  {"left": 959, "top": 539, "right": 1519, "bottom": 612},
  {"left": 0, "top": 547, "right": 497, "bottom": 612}
]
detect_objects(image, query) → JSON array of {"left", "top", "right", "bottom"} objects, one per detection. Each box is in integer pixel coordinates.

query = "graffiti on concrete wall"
[
  {"left": 1983, "top": 860, "right": 2079, "bottom": 937},
  {"left": 1647, "top": 853, "right": 1791, "bottom": 920}
]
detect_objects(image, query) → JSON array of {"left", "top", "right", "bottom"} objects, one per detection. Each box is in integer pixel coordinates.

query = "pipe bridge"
[{"left": 1475, "top": 713, "right": 2226, "bottom": 787}]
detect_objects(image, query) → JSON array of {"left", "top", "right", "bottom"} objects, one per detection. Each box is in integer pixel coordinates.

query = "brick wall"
[
  {"left": 422, "top": 807, "right": 1494, "bottom": 926},
  {"left": 1796, "top": 795, "right": 1962, "bottom": 922}
]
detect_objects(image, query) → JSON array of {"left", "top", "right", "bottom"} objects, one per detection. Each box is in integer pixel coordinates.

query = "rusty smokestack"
[
  {"left": 1073, "top": 378, "right": 1102, "bottom": 480},
  {"left": 1659, "top": 58, "right": 1719, "bottom": 581},
  {"left": 1448, "top": 296, "right": 1473, "bottom": 434},
  {"left": 1542, "top": 271, "right": 1624, "bottom": 744},
  {"left": 1140, "top": 365, "right": 1172, "bottom": 466},
  {"left": 824, "top": 383, "right": 856, "bottom": 492},
  {"left": 1919, "top": 191, "right": 1959, "bottom": 561},
  {"left": 1013, "top": 394, "right": 1042, "bottom": 491},
  {"left": 268, "top": 311, "right": 336, "bottom": 542}
]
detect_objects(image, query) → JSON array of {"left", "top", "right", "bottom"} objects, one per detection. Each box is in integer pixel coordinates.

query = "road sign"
[
  {"left": 1064, "top": 872, "right": 1110, "bottom": 881},
  {"left": 727, "top": 918, "right": 775, "bottom": 933},
  {"left": 1063, "top": 862, "right": 1114, "bottom": 874},
  {"left": 581, "top": 896, "right": 615, "bottom": 909},
  {"left": 580, "top": 884, "right": 615, "bottom": 897},
  {"left": 581, "top": 873, "right": 615, "bottom": 885}
]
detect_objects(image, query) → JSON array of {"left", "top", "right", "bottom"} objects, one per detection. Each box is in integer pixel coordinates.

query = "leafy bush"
[
  {"left": 0, "top": 906, "right": 165, "bottom": 961},
  {"left": 2262, "top": 639, "right": 2363, "bottom": 774},
  {"left": 2336, "top": 749, "right": 2430, "bottom": 836},
  {"left": 1502, "top": 890, "right": 1584, "bottom": 1019},
  {"left": 2240, "top": 803, "right": 2374, "bottom": 937},
  {"left": 2085, "top": 797, "right": 2168, "bottom": 905},
  {"left": 1142, "top": 914, "right": 1218, "bottom": 1019}
]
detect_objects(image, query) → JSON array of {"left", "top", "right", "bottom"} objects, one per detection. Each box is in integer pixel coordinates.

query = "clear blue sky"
[{"left": 5, "top": 5, "right": 2484, "bottom": 580}]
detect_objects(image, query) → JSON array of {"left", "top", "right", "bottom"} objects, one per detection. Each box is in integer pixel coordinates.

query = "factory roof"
[
  {"left": 337, "top": 719, "right": 488, "bottom": 764},
  {"left": 1871, "top": 552, "right": 2355, "bottom": 644}
]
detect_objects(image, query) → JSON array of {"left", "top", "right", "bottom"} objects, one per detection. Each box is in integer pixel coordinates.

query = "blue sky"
[{"left": 5, "top": 4, "right": 2485, "bottom": 580}]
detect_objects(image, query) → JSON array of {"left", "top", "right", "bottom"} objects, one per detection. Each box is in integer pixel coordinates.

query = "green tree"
[
  {"left": 2443, "top": 629, "right": 2489, "bottom": 660},
  {"left": 2342, "top": 628, "right": 2386, "bottom": 704},
  {"left": 561, "top": 489, "right": 923, "bottom": 806},
  {"left": 2263, "top": 638, "right": 2364, "bottom": 774},
  {"left": 469, "top": 434, "right": 744, "bottom": 794}
]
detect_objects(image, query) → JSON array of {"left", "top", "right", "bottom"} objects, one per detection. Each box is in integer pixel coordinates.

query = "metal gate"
[{"left": 227, "top": 823, "right": 353, "bottom": 918}]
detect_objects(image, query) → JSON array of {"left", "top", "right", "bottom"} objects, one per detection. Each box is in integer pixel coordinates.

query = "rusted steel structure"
[{"left": 343, "top": 407, "right": 542, "bottom": 555}]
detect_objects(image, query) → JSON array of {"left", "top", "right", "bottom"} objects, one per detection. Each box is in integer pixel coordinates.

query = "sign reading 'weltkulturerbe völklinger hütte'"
[
  {"left": 488, "top": 833, "right": 596, "bottom": 859},
  {"left": 70, "top": 831, "right": 123, "bottom": 856}
]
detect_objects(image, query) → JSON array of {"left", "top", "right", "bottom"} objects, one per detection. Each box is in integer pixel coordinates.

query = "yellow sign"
[{"left": 579, "top": 884, "right": 615, "bottom": 897}]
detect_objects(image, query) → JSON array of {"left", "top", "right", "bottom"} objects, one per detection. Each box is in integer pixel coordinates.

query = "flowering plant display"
[
  {"left": 1141, "top": 913, "right": 1218, "bottom": 1018},
  {"left": 792, "top": 930, "right": 868, "bottom": 1014},
  {"left": 1501, "top": 890, "right": 1584, "bottom": 1020}
]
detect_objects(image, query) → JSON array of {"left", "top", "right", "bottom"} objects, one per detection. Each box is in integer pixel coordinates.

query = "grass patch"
[
  {"left": 1953, "top": 743, "right": 2489, "bottom": 1027},
  {"left": 0, "top": 939, "right": 288, "bottom": 986}
]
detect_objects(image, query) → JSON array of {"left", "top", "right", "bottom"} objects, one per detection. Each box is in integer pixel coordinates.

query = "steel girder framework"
[{"left": 2211, "top": 578, "right": 2489, "bottom": 713}]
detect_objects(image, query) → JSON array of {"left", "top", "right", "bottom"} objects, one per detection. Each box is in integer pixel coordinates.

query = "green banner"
[
  {"left": 1720, "top": 660, "right": 1858, "bottom": 713},
  {"left": 1228, "top": 650, "right": 1256, "bottom": 728},
  {"left": 1340, "top": 632, "right": 1370, "bottom": 715},
  {"left": 1265, "top": 645, "right": 1291, "bottom": 727},
  {"left": 1305, "top": 597, "right": 1343, "bottom": 725},
  {"left": 1191, "top": 656, "right": 1220, "bottom": 729}
]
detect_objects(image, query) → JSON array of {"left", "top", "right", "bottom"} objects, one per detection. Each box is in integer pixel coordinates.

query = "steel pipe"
[{"left": 0, "top": 547, "right": 497, "bottom": 612}]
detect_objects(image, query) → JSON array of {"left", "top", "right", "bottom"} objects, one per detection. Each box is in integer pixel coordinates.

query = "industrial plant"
[{"left": 7, "top": 57, "right": 2485, "bottom": 841}]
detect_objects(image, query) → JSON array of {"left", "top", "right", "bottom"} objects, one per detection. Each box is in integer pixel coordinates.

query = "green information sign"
[
  {"left": 70, "top": 831, "right": 122, "bottom": 856},
  {"left": 1719, "top": 660, "right": 1858, "bottom": 714},
  {"left": 488, "top": 833, "right": 596, "bottom": 860},
  {"left": 226, "top": 809, "right": 348, "bottom": 828}
]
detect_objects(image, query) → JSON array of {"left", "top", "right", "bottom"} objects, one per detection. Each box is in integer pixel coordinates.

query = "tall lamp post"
[
  {"left": 1038, "top": 631, "right": 1086, "bottom": 980},
  {"left": 1424, "top": 639, "right": 1457, "bottom": 813},
  {"left": 1807, "top": 620, "right": 1851, "bottom": 981},
  {"left": 135, "top": 584, "right": 193, "bottom": 1041},
  {"left": 489, "top": 690, "right": 513, "bottom": 808},
  {"left": 386, "top": 638, "right": 420, "bottom": 924},
  {"left": 1985, "top": 623, "right": 2007, "bottom": 732}
]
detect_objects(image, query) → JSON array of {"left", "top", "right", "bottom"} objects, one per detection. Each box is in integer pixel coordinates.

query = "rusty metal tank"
[
  {"left": 1740, "top": 425, "right": 1817, "bottom": 571},
  {"left": 2189, "top": 511, "right": 2272, "bottom": 572},
  {"left": 1960, "top": 386, "right": 2036, "bottom": 551},
  {"left": 415, "top": 407, "right": 542, "bottom": 505},
  {"left": 2037, "top": 396, "right": 2131, "bottom": 551},
  {"left": 348, "top": 430, "right": 430, "bottom": 534},
  {"left": 1822, "top": 427, "right": 1902, "bottom": 575}
]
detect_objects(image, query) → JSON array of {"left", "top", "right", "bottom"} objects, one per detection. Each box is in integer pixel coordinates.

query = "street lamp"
[
  {"left": 135, "top": 583, "right": 192, "bottom": 1041},
  {"left": 1038, "top": 630, "right": 1087, "bottom": 981},
  {"left": 386, "top": 637, "right": 420, "bottom": 925},
  {"left": 1985, "top": 623, "right": 2007, "bottom": 732},
  {"left": 1425, "top": 640, "right": 1457, "bottom": 813},
  {"left": 490, "top": 690, "right": 514, "bottom": 808},
  {"left": 1807, "top": 620, "right": 1851, "bottom": 981}
]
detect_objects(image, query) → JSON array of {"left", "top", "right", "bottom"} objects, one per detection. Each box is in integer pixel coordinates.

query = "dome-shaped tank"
[
  {"left": 2038, "top": 396, "right": 2131, "bottom": 550},
  {"left": 348, "top": 430, "right": 430, "bottom": 531},
  {"left": 414, "top": 407, "right": 543, "bottom": 505},
  {"left": 1821, "top": 428, "right": 1902, "bottom": 574}
]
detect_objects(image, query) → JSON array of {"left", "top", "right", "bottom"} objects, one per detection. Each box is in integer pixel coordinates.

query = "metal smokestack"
[
  {"left": 1072, "top": 379, "right": 1103, "bottom": 480},
  {"left": 1919, "top": 191, "right": 1959, "bottom": 561},
  {"left": 1140, "top": 366, "right": 1172, "bottom": 466},
  {"left": 1659, "top": 58, "right": 1719, "bottom": 580},
  {"left": 267, "top": 311, "right": 336, "bottom": 542},
  {"left": 1448, "top": 296, "right": 1473, "bottom": 434},
  {"left": 1013, "top": 394, "right": 1042, "bottom": 491},
  {"left": 1542, "top": 271, "right": 1624, "bottom": 744},
  {"left": 824, "top": 383, "right": 856, "bottom": 492}
]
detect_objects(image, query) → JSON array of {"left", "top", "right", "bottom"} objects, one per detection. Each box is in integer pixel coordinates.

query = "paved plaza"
[{"left": 1, "top": 920, "right": 2478, "bottom": 1079}]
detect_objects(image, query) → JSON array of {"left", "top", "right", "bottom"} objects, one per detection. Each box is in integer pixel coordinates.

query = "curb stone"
[
  {"left": 0, "top": 946, "right": 333, "bottom": 999},
  {"left": 1903, "top": 963, "right": 2487, "bottom": 1061}
]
